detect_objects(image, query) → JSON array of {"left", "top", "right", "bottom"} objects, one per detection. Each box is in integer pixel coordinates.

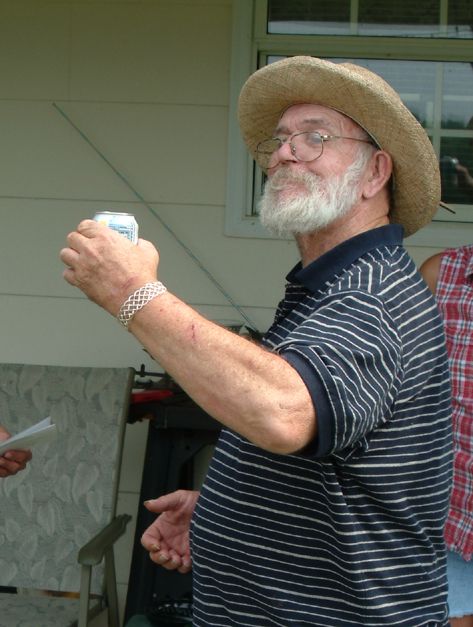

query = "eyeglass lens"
[{"left": 257, "top": 132, "right": 324, "bottom": 168}]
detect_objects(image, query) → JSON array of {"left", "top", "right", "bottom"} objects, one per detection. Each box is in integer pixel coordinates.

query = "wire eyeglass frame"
[{"left": 256, "top": 131, "right": 375, "bottom": 169}]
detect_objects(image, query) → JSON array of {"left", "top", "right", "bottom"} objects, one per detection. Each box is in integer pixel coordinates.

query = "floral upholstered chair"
[{"left": 0, "top": 364, "right": 134, "bottom": 627}]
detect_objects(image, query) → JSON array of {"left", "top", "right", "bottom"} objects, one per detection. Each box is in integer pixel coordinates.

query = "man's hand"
[
  {"left": 141, "top": 489, "right": 200, "bottom": 574},
  {"left": 59, "top": 220, "right": 159, "bottom": 316},
  {"left": 0, "top": 428, "right": 32, "bottom": 477}
]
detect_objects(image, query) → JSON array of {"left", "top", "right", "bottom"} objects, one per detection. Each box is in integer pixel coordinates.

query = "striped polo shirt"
[{"left": 191, "top": 225, "right": 452, "bottom": 626}]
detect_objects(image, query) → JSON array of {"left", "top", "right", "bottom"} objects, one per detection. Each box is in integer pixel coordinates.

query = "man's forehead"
[{"left": 276, "top": 103, "right": 357, "bottom": 132}]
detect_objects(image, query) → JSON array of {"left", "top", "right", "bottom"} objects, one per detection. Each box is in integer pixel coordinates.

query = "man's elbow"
[{"left": 255, "top": 407, "right": 317, "bottom": 455}]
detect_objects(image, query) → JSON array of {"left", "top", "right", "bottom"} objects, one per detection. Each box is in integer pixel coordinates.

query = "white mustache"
[{"left": 266, "top": 168, "right": 321, "bottom": 192}]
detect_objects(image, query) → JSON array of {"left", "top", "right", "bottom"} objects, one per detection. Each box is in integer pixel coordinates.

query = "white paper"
[{"left": 0, "top": 416, "right": 57, "bottom": 455}]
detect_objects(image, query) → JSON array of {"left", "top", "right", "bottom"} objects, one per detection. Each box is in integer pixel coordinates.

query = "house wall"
[{"left": 1, "top": 1, "right": 471, "bottom": 623}]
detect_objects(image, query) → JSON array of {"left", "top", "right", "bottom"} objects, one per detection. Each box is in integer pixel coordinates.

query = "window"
[
  {"left": 267, "top": 0, "right": 473, "bottom": 38},
  {"left": 225, "top": 0, "right": 473, "bottom": 246}
]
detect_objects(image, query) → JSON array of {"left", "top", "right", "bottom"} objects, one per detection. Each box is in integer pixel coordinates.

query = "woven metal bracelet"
[{"left": 117, "top": 281, "right": 167, "bottom": 329}]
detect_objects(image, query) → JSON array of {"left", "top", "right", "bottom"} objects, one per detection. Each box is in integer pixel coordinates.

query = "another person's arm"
[
  {"left": 0, "top": 426, "right": 32, "bottom": 477},
  {"left": 419, "top": 252, "right": 442, "bottom": 295}
]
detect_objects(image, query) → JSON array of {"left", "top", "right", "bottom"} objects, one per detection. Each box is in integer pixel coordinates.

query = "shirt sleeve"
[{"left": 277, "top": 290, "right": 402, "bottom": 458}]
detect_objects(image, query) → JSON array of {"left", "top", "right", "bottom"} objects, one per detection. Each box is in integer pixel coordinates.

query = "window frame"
[{"left": 224, "top": 0, "right": 473, "bottom": 246}]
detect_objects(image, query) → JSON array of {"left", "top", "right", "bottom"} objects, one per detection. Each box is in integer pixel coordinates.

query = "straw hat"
[{"left": 238, "top": 56, "right": 441, "bottom": 237}]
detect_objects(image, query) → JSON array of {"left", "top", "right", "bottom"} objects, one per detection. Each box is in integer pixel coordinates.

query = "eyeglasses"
[{"left": 256, "top": 131, "right": 375, "bottom": 169}]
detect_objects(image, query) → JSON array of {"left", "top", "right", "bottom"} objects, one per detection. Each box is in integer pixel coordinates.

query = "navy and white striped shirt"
[{"left": 191, "top": 225, "right": 452, "bottom": 626}]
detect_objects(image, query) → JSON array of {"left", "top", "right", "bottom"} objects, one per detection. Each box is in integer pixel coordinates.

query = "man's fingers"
[
  {"left": 150, "top": 551, "right": 182, "bottom": 571},
  {"left": 65, "top": 229, "right": 89, "bottom": 251},
  {"left": 178, "top": 563, "right": 192, "bottom": 575},
  {"left": 149, "top": 550, "right": 168, "bottom": 565},
  {"left": 77, "top": 219, "right": 101, "bottom": 236},
  {"left": 59, "top": 247, "right": 79, "bottom": 268},
  {"left": 143, "top": 497, "right": 169, "bottom": 513},
  {"left": 62, "top": 267, "right": 78, "bottom": 287},
  {"left": 141, "top": 536, "right": 161, "bottom": 552}
]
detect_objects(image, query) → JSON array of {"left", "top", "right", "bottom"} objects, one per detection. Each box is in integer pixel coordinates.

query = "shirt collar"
[{"left": 287, "top": 224, "right": 404, "bottom": 293}]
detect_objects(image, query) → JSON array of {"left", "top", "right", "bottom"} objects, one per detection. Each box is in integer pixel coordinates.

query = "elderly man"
[{"left": 60, "top": 57, "right": 452, "bottom": 625}]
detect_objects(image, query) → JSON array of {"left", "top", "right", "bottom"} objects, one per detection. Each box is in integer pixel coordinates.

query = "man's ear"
[{"left": 362, "top": 151, "right": 393, "bottom": 200}]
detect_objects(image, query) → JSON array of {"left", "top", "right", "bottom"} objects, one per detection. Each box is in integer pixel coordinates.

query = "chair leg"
[
  {"left": 105, "top": 548, "right": 120, "bottom": 627},
  {"left": 78, "top": 564, "right": 92, "bottom": 627}
]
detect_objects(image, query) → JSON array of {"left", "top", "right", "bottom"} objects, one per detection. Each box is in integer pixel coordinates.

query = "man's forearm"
[{"left": 128, "top": 290, "right": 316, "bottom": 454}]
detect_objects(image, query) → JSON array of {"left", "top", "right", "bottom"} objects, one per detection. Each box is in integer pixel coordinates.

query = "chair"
[{"left": 0, "top": 363, "right": 134, "bottom": 627}]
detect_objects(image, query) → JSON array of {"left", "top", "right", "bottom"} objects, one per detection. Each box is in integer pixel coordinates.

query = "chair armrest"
[{"left": 78, "top": 513, "right": 132, "bottom": 566}]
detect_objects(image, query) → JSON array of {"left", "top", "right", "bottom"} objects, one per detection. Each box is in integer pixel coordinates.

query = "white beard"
[{"left": 258, "top": 153, "right": 370, "bottom": 238}]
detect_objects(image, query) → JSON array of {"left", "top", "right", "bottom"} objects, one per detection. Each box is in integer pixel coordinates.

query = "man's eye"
[{"left": 305, "top": 132, "right": 323, "bottom": 146}]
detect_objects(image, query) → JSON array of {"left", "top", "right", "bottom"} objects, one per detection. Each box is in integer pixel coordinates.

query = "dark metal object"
[{"left": 124, "top": 377, "right": 220, "bottom": 622}]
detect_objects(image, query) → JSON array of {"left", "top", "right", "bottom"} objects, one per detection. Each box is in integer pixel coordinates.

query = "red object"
[{"left": 131, "top": 389, "right": 174, "bottom": 405}]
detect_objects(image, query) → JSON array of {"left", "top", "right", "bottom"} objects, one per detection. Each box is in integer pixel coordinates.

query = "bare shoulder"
[{"left": 419, "top": 253, "right": 443, "bottom": 295}]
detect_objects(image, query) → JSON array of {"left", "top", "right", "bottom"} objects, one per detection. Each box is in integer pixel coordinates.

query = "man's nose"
[{"left": 274, "top": 139, "right": 297, "bottom": 165}]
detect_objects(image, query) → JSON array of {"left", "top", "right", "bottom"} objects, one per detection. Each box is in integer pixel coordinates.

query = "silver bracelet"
[{"left": 117, "top": 281, "right": 167, "bottom": 328}]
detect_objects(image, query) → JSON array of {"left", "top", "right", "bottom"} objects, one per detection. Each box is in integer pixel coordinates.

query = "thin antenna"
[{"left": 53, "top": 102, "right": 258, "bottom": 331}]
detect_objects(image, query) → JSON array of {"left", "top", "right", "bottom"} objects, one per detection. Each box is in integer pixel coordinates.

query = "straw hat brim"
[{"left": 238, "top": 56, "right": 440, "bottom": 237}]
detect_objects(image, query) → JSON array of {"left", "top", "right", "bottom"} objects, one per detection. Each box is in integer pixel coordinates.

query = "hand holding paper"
[
  {"left": 0, "top": 417, "right": 56, "bottom": 478},
  {"left": 0, "top": 417, "right": 57, "bottom": 455}
]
